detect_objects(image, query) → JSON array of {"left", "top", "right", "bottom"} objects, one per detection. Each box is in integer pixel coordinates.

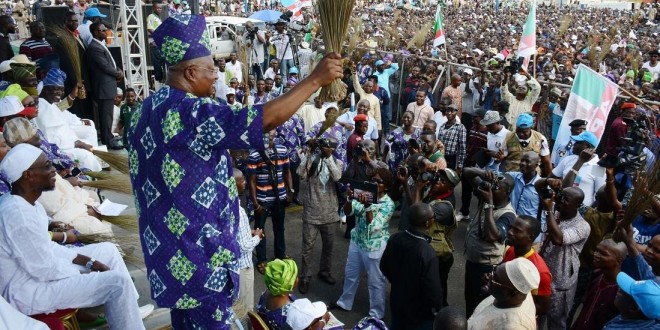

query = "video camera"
[
  {"left": 597, "top": 117, "right": 648, "bottom": 175},
  {"left": 474, "top": 172, "right": 505, "bottom": 193}
]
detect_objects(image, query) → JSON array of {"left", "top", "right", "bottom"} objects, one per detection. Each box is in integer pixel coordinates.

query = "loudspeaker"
[{"left": 41, "top": 6, "right": 70, "bottom": 27}]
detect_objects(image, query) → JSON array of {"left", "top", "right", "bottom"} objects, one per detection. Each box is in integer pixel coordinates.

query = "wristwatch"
[
  {"left": 483, "top": 203, "right": 494, "bottom": 209},
  {"left": 85, "top": 258, "right": 96, "bottom": 270}
]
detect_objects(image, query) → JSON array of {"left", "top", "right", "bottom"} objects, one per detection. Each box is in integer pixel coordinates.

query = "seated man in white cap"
[
  {"left": 0, "top": 143, "right": 144, "bottom": 329},
  {"left": 467, "top": 258, "right": 540, "bottom": 330}
]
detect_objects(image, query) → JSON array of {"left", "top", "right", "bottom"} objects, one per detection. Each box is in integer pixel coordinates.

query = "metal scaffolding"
[{"left": 119, "top": 0, "right": 150, "bottom": 98}]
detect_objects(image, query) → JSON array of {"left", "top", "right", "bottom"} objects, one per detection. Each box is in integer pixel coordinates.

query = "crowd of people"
[{"left": 0, "top": 0, "right": 658, "bottom": 329}]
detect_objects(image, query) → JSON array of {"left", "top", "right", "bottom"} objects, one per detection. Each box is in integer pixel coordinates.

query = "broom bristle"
[
  {"left": 82, "top": 170, "right": 118, "bottom": 181},
  {"left": 315, "top": 107, "right": 348, "bottom": 139},
  {"left": 78, "top": 233, "right": 144, "bottom": 264},
  {"left": 622, "top": 154, "right": 660, "bottom": 227},
  {"left": 92, "top": 150, "right": 130, "bottom": 174},
  {"left": 99, "top": 214, "right": 140, "bottom": 233},
  {"left": 316, "top": 0, "right": 356, "bottom": 103},
  {"left": 82, "top": 179, "right": 133, "bottom": 195}
]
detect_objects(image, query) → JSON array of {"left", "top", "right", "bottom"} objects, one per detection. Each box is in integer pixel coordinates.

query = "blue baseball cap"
[
  {"left": 516, "top": 113, "right": 534, "bottom": 129},
  {"left": 85, "top": 8, "right": 107, "bottom": 18},
  {"left": 289, "top": 67, "right": 298, "bottom": 74},
  {"left": 375, "top": 60, "right": 384, "bottom": 66},
  {"left": 570, "top": 131, "right": 598, "bottom": 148},
  {"left": 617, "top": 272, "right": 660, "bottom": 319}
]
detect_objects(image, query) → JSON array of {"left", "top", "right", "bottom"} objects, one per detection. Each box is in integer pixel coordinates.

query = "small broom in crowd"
[
  {"left": 407, "top": 21, "right": 433, "bottom": 49},
  {"left": 558, "top": 15, "right": 571, "bottom": 37},
  {"left": 91, "top": 150, "right": 129, "bottom": 174},
  {"left": 51, "top": 26, "right": 86, "bottom": 99},
  {"left": 82, "top": 178, "right": 133, "bottom": 195},
  {"left": 620, "top": 154, "right": 660, "bottom": 228},
  {"left": 315, "top": 106, "right": 347, "bottom": 139},
  {"left": 77, "top": 233, "right": 144, "bottom": 264},
  {"left": 316, "top": 0, "right": 356, "bottom": 103},
  {"left": 236, "top": 39, "right": 250, "bottom": 85}
]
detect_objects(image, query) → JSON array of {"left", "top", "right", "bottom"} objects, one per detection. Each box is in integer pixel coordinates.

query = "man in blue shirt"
[
  {"left": 373, "top": 59, "right": 399, "bottom": 98},
  {"left": 507, "top": 151, "right": 541, "bottom": 218}
]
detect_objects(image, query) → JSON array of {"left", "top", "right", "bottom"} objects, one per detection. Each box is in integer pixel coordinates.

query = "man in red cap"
[
  {"left": 604, "top": 102, "right": 636, "bottom": 156},
  {"left": 346, "top": 114, "right": 369, "bottom": 163}
]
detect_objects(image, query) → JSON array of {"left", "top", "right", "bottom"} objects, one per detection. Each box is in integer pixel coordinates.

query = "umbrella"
[{"left": 249, "top": 10, "right": 282, "bottom": 22}]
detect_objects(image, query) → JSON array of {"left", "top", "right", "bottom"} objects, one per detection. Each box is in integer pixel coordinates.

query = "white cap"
[
  {"left": 321, "top": 102, "right": 338, "bottom": 112},
  {"left": 117, "top": 87, "right": 124, "bottom": 95},
  {"left": 226, "top": 88, "right": 236, "bottom": 95},
  {"left": 0, "top": 96, "right": 25, "bottom": 118},
  {"left": 505, "top": 258, "right": 540, "bottom": 294},
  {"left": 0, "top": 143, "right": 43, "bottom": 184},
  {"left": 463, "top": 68, "right": 474, "bottom": 75},
  {"left": 494, "top": 53, "right": 505, "bottom": 61},
  {"left": 0, "top": 60, "right": 15, "bottom": 73},
  {"left": 285, "top": 299, "right": 327, "bottom": 330}
]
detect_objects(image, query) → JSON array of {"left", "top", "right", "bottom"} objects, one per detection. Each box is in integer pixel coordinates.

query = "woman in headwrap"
[
  {"left": 0, "top": 84, "right": 84, "bottom": 176},
  {"left": 257, "top": 258, "right": 299, "bottom": 330},
  {"left": 2, "top": 117, "right": 112, "bottom": 236}
]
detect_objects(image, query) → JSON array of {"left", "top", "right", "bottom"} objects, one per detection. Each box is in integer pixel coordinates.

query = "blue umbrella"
[{"left": 249, "top": 10, "right": 282, "bottom": 22}]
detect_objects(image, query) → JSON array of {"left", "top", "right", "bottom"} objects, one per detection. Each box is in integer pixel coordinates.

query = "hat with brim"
[
  {"left": 286, "top": 299, "right": 327, "bottom": 330},
  {"left": 439, "top": 168, "right": 460, "bottom": 186},
  {"left": 445, "top": 104, "right": 458, "bottom": 112},
  {"left": 0, "top": 60, "right": 15, "bottom": 73},
  {"left": 153, "top": 14, "right": 212, "bottom": 66},
  {"left": 568, "top": 119, "right": 587, "bottom": 127},
  {"left": 617, "top": 272, "right": 660, "bottom": 319},
  {"left": 226, "top": 88, "right": 236, "bottom": 96},
  {"left": 11, "top": 54, "right": 34, "bottom": 65},
  {"left": 480, "top": 110, "right": 501, "bottom": 126},
  {"left": 570, "top": 131, "right": 598, "bottom": 148},
  {"left": 516, "top": 113, "right": 534, "bottom": 129},
  {"left": 85, "top": 7, "right": 107, "bottom": 18}
]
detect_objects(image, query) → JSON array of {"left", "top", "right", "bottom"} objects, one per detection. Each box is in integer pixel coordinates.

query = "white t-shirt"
[
  {"left": 271, "top": 32, "right": 293, "bottom": 60},
  {"left": 433, "top": 111, "right": 461, "bottom": 136},
  {"left": 642, "top": 61, "right": 660, "bottom": 81},
  {"left": 336, "top": 112, "right": 378, "bottom": 140},
  {"left": 226, "top": 61, "right": 244, "bottom": 83},
  {"left": 552, "top": 155, "right": 606, "bottom": 207},
  {"left": 468, "top": 294, "right": 537, "bottom": 330},
  {"left": 486, "top": 127, "right": 510, "bottom": 170}
]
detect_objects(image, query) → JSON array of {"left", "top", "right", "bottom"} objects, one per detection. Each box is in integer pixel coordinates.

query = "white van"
[{"left": 205, "top": 16, "right": 267, "bottom": 59}]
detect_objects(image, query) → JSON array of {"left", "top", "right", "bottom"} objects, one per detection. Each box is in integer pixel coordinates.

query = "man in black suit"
[
  {"left": 87, "top": 22, "right": 123, "bottom": 145},
  {"left": 0, "top": 15, "right": 16, "bottom": 62}
]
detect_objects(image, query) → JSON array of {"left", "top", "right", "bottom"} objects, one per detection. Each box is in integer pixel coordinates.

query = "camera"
[
  {"left": 474, "top": 172, "right": 505, "bottom": 193},
  {"left": 353, "top": 144, "right": 364, "bottom": 158},
  {"left": 540, "top": 187, "right": 558, "bottom": 199},
  {"left": 597, "top": 117, "right": 648, "bottom": 175}
]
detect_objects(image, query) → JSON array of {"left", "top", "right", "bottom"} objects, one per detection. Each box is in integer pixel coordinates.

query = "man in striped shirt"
[
  {"left": 247, "top": 129, "right": 293, "bottom": 273},
  {"left": 19, "top": 22, "right": 53, "bottom": 62}
]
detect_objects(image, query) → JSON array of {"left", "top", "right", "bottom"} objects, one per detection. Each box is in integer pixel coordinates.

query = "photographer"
[
  {"left": 297, "top": 138, "right": 343, "bottom": 294},
  {"left": 462, "top": 168, "right": 516, "bottom": 317},
  {"left": 269, "top": 19, "right": 295, "bottom": 79},
  {"left": 243, "top": 21, "right": 267, "bottom": 80},
  {"left": 535, "top": 181, "right": 590, "bottom": 330},
  {"left": 340, "top": 140, "right": 383, "bottom": 238}
]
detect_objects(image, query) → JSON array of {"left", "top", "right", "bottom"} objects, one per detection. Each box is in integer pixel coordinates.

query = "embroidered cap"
[
  {"left": 505, "top": 258, "right": 540, "bottom": 295},
  {"left": 0, "top": 143, "right": 43, "bottom": 184},
  {"left": 3, "top": 117, "right": 37, "bottom": 147},
  {"left": 152, "top": 14, "right": 212, "bottom": 66},
  {"left": 43, "top": 68, "right": 67, "bottom": 87}
]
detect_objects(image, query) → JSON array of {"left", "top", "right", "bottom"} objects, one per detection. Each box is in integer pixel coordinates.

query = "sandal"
[
  {"left": 257, "top": 262, "right": 267, "bottom": 275},
  {"left": 79, "top": 315, "right": 107, "bottom": 328}
]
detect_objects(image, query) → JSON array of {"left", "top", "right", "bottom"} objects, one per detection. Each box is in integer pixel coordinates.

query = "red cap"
[
  {"left": 620, "top": 102, "right": 636, "bottom": 110},
  {"left": 354, "top": 114, "right": 368, "bottom": 122},
  {"left": 17, "top": 106, "right": 37, "bottom": 118}
]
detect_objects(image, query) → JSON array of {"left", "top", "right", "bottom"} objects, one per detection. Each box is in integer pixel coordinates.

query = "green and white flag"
[
  {"left": 516, "top": 0, "right": 536, "bottom": 71},
  {"left": 551, "top": 64, "right": 619, "bottom": 164},
  {"left": 433, "top": 5, "right": 445, "bottom": 47}
]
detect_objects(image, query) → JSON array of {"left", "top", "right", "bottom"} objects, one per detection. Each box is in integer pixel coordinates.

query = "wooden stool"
[{"left": 32, "top": 308, "right": 80, "bottom": 330}]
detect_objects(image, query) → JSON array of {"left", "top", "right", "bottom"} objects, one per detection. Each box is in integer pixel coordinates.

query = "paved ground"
[
  {"left": 249, "top": 182, "right": 472, "bottom": 328},
  {"left": 106, "top": 176, "right": 475, "bottom": 329}
]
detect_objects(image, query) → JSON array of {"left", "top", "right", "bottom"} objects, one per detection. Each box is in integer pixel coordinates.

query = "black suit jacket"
[{"left": 86, "top": 39, "right": 119, "bottom": 100}]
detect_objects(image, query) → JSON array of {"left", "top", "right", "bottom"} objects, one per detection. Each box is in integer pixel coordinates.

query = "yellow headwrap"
[
  {"left": 0, "top": 84, "right": 29, "bottom": 101},
  {"left": 264, "top": 259, "right": 298, "bottom": 296}
]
